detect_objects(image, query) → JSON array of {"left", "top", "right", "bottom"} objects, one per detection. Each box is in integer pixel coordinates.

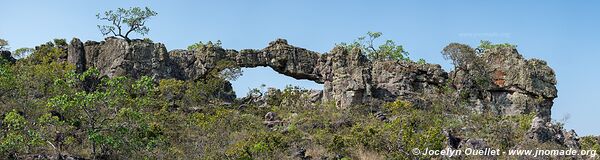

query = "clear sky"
[{"left": 1, "top": 0, "right": 599, "bottom": 135}]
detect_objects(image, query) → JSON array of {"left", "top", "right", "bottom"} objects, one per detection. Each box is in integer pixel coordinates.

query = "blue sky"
[{"left": 1, "top": 1, "right": 598, "bottom": 135}]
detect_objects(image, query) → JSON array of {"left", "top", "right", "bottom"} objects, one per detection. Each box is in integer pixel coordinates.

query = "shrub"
[{"left": 338, "top": 32, "right": 410, "bottom": 61}]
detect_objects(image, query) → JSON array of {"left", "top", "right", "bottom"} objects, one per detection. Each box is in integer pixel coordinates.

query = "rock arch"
[{"left": 66, "top": 37, "right": 556, "bottom": 120}]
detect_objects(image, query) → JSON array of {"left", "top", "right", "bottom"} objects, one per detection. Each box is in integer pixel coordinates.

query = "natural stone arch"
[
  {"left": 65, "top": 37, "right": 452, "bottom": 108},
  {"left": 66, "top": 37, "right": 556, "bottom": 120}
]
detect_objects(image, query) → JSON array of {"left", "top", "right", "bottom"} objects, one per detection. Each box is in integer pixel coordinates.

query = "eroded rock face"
[
  {"left": 74, "top": 37, "right": 170, "bottom": 79},
  {"left": 67, "top": 38, "right": 85, "bottom": 73},
  {"left": 66, "top": 37, "right": 557, "bottom": 118},
  {"left": 371, "top": 60, "right": 447, "bottom": 102},
  {"left": 447, "top": 46, "right": 557, "bottom": 122},
  {"left": 482, "top": 47, "right": 557, "bottom": 121}
]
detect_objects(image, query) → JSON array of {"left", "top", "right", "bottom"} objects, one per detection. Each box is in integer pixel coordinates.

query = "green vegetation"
[
  {"left": 477, "top": 40, "right": 516, "bottom": 53},
  {"left": 580, "top": 136, "right": 600, "bottom": 153},
  {"left": 13, "top": 48, "right": 35, "bottom": 59},
  {"left": 96, "top": 7, "right": 158, "bottom": 42},
  {"left": 441, "top": 41, "right": 520, "bottom": 98},
  {"left": 443, "top": 41, "right": 517, "bottom": 70},
  {"left": 417, "top": 58, "right": 426, "bottom": 64},
  {"left": 187, "top": 40, "right": 223, "bottom": 50},
  {"left": 442, "top": 43, "right": 478, "bottom": 70},
  {"left": 338, "top": 32, "right": 410, "bottom": 61},
  {"left": 0, "top": 38, "right": 584, "bottom": 159}
]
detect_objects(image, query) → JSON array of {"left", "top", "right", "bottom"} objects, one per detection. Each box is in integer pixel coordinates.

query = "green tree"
[
  {"left": 0, "top": 62, "right": 16, "bottom": 104},
  {"left": 96, "top": 7, "right": 158, "bottom": 42},
  {"left": 214, "top": 60, "right": 242, "bottom": 81},
  {"left": 0, "top": 110, "right": 44, "bottom": 158},
  {"left": 441, "top": 43, "right": 478, "bottom": 70},
  {"left": 13, "top": 48, "right": 35, "bottom": 59},
  {"left": 47, "top": 69, "right": 163, "bottom": 158},
  {"left": 0, "top": 110, "right": 27, "bottom": 158},
  {"left": 339, "top": 31, "right": 410, "bottom": 61}
]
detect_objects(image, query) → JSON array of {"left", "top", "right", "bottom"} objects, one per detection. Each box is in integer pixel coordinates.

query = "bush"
[
  {"left": 580, "top": 136, "right": 600, "bottom": 153},
  {"left": 338, "top": 31, "right": 410, "bottom": 61}
]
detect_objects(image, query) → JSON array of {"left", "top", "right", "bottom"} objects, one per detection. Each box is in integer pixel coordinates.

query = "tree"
[
  {"left": 96, "top": 7, "right": 158, "bottom": 42},
  {"left": 0, "top": 39, "right": 8, "bottom": 51},
  {"left": 47, "top": 69, "right": 163, "bottom": 158},
  {"left": 338, "top": 32, "right": 410, "bottom": 61},
  {"left": 441, "top": 43, "right": 478, "bottom": 70},
  {"left": 13, "top": 48, "right": 34, "bottom": 59},
  {"left": 443, "top": 41, "right": 517, "bottom": 69}
]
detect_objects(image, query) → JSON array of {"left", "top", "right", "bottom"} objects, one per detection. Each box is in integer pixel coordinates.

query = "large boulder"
[{"left": 75, "top": 37, "right": 170, "bottom": 79}]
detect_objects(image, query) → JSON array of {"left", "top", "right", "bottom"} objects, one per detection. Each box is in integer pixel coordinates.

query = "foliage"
[
  {"left": 96, "top": 7, "right": 158, "bottom": 42},
  {"left": 214, "top": 60, "right": 242, "bottom": 81},
  {"left": 0, "top": 62, "right": 15, "bottom": 102},
  {"left": 0, "top": 110, "right": 45, "bottom": 158},
  {"left": 443, "top": 41, "right": 517, "bottom": 69},
  {"left": 580, "top": 136, "right": 600, "bottom": 153},
  {"left": 25, "top": 40, "right": 69, "bottom": 64},
  {"left": 52, "top": 38, "right": 67, "bottom": 47},
  {"left": 417, "top": 58, "right": 426, "bottom": 65},
  {"left": 338, "top": 31, "right": 410, "bottom": 61},
  {"left": 0, "top": 39, "right": 579, "bottom": 159},
  {"left": 477, "top": 40, "right": 516, "bottom": 53},
  {"left": 441, "top": 42, "right": 493, "bottom": 95},
  {"left": 187, "top": 40, "right": 222, "bottom": 50},
  {"left": 142, "top": 38, "right": 153, "bottom": 43},
  {"left": 442, "top": 43, "right": 478, "bottom": 70},
  {"left": 13, "top": 48, "right": 35, "bottom": 59}
]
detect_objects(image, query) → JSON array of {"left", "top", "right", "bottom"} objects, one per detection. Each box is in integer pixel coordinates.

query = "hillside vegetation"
[{"left": 0, "top": 38, "right": 597, "bottom": 160}]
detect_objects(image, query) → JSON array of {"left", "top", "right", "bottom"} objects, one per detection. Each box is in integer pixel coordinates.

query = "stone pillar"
[{"left": 67, "top": 38, "right": 86, "bottom": 73}]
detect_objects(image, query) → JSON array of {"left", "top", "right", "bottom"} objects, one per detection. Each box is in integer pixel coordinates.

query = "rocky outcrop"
[
  {"left": 443, "top": 46, "right": 562, "bottom": 145},
  {"left": 444, "top": 46, "right": 558, "bottom": 124},
  {"left": 65, "top": 37, "right": 557, "bottom": 117},
  {"left": 480, "top": 47, "right": 557, "bottom": 121},
  {"left": 61, "top": 36, "right": 578, "bottom": 150},
  {"left": 67, "top": 38, "right": 85, "bottom": 73},
  {"left": 371, "top": 60, "right": 447, "bottom": 102},
  {"left": 0, "top": 50, "right": 16, "bottom": 63},
  {"left": 526, "top": 116, "right": 580, "bottom": 148},
  {"left": 72, "top": 37, "right": 170, "bottom": 79}
]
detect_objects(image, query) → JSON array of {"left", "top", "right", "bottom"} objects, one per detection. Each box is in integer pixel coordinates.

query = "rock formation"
[
  {"left": 473, "top": 46, "right": 557, "bottom": 122},
  {"left": 33, "top": 36, "right": 584, "bottom": 153},
  {"left": 0, "top": 50, "right": 16, "bottom": 63},
  {"left": 66, "top": 37, "right": 557, "bottom": 121},
  {"left": 67, "top": 37, "right": 574, "bottom": 148},
  {"left": 66, "top": 37, "right": 450, "bottom": 109}
]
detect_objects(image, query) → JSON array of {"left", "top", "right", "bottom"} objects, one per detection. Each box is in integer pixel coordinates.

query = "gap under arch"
[{"left": 230, "top": 67, "right": 324, "bottom": 98}]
